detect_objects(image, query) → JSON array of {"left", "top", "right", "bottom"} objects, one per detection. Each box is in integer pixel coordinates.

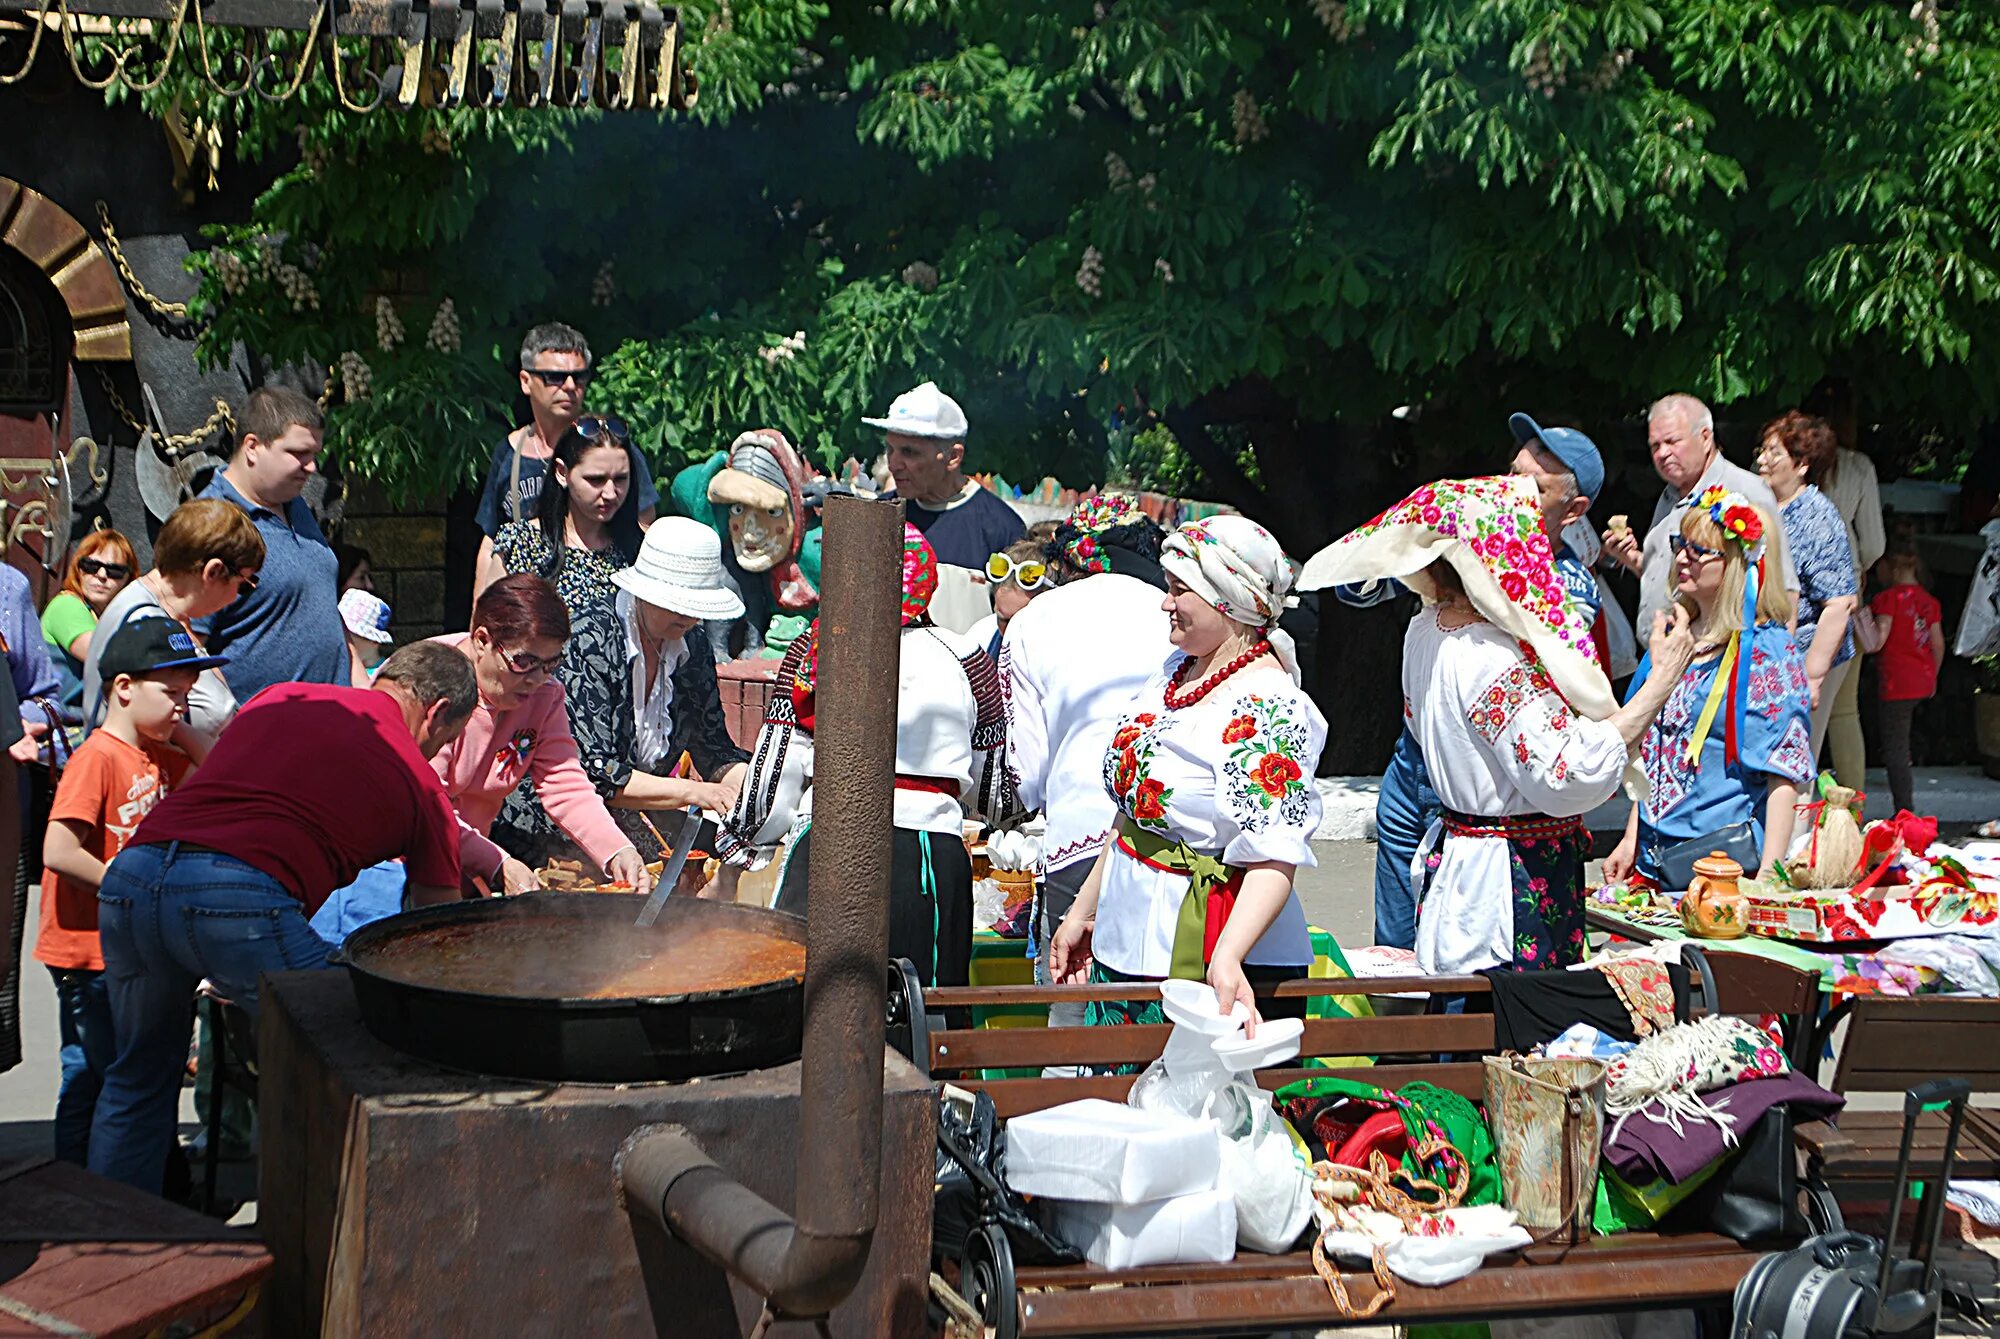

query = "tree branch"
[{"left": 1161, "top": 404, "right": 1263, "bottom": 513}]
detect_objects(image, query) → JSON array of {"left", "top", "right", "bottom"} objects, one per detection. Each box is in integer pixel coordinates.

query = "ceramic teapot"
[{"left": 1680, "top": 851, "right": 1749, "bottom": 939}]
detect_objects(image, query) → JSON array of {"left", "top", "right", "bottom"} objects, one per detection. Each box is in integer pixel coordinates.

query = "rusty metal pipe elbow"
[{"left": 617, "top": 496, "right": 902, "bottom": 1321}]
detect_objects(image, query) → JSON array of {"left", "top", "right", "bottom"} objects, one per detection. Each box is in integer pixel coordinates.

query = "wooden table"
[{"left": 0, "top": 1157, "right": 268, "bottom": 1338}]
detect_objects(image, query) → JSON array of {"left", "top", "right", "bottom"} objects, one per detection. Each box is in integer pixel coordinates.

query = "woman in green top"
[{"left": 41, "top": 530, "right": 136, "bottom": 719}]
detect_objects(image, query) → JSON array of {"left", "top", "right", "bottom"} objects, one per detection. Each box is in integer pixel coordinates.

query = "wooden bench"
[
  {"left": 901, "top": 956, "right": 1820, "bottom": 1338},
  {"left": 1800, "top": 995, "right": 2000, "bottom": 1232},
  {"left": 0, "top": 1156, "right": 270, "bottom": 1338}
]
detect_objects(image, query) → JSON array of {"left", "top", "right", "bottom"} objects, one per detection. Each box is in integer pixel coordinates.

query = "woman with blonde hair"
[
  {"left": 1602, "top": 490, "right": 1815, "bottom": 886},
  {"left": 42, "top": 530, "right": 138, "bottom": 717}
]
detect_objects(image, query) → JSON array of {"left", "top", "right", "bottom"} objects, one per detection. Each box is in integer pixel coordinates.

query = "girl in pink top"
[{"left": 427, "top": 575, "right": 650, "bottom": 895}]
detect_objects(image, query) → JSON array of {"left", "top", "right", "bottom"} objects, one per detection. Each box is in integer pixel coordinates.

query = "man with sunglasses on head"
[
  {"left": 474, "top": 323, "right": 659, "bottom": 588},
  {"left": 196, "top": 387, "right": 348, "bottom": 705}
]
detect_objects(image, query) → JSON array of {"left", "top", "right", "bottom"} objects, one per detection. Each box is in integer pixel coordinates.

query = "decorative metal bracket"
[{"left": 0, "top": 0, "right": 696, "bottom": 112}]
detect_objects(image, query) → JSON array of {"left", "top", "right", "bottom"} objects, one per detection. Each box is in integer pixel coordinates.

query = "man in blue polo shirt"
[{"left": 197, "top": 386, "right": 347, "bottom": 701}]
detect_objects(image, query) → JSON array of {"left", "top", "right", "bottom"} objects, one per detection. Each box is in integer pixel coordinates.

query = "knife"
[{"left": 633, "top": 804, "right": 704, "bottom": 928}]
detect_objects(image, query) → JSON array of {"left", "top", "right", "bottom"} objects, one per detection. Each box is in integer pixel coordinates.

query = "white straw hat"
[
  {"left": 611, "top": 517, "right": 747, "bottom": 621},
  {"left": 861, "top": 380, "right": 969, "bottom": 440}
]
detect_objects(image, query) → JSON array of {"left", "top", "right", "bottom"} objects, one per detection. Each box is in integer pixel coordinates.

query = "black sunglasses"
[
  {"left": 524, "top": 366, "right": 593, "bottom": 388},
  {"left": 234, "top": 569, "right": 260, "bottom": 597},
  {"left": 574, "top": 414, "right": 632, "bottom": 446},
  {"left": 76, "top": 557, "right": 130, "bottom": 580},
  {"left": 1668, "top": 535, "right": 1722, "bottom": 560}
]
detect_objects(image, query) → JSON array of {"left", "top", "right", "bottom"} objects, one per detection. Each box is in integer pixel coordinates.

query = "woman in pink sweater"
[{"left": 429, "top": 574, "right": 651, "bottom": 896}]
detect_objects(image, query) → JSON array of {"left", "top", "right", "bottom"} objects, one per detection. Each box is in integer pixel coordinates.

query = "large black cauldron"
[{"left": 339, "top": 893, "right": 806, "bottom": 1083}]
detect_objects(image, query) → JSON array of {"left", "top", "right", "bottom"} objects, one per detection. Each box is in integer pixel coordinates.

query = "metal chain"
[
  {"left": 94, "top": 367, "right": 232, "bottom": 454},
  {"left": 95, "top": 200, "right": 206, "bottom": 325}
]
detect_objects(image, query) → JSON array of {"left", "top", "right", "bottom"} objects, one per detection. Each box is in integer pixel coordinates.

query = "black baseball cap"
[{"left": 98, "top": 616, "right": 229, "bottom": 682}]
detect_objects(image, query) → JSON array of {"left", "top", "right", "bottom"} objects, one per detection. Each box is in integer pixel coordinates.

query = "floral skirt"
[
  {"left": 1505, "top": 826, "right": 1589, "bottom": 970},
  {"left": 1420, "top": 823, "right": 1589, "bottom": 970}
]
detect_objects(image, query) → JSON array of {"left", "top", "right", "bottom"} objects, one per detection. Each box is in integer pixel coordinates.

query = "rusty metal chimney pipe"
[{"left": 618, "top": 494, "right": 902, "bottom": 1320}]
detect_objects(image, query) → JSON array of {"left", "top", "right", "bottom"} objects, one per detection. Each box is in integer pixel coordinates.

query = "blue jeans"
[
  {"left": 1373, "top": 728, "right": 1438, "bottom": 951},
  {"left": 88, "top": 842, "right": 335, "bottom": 1194},
  {"left": 49, "top": 966, "right": 115, "bottom": 1166}
]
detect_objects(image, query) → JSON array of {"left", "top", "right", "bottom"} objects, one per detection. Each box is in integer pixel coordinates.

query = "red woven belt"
[
  {"left": 895, "top": 775, "right": 960, "bottom": 797},
  {"left": 1440, "top": 811, "right": 1585, "bottom": 841}
]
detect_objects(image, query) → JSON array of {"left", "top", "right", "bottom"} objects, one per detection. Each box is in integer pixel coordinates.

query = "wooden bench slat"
[
  {"left": 1016, "top": 1247, "right": 1760, "bottom": 1334},
  {"left": 968, "top": 1062, "right": 1488, "bottom": 1118},
  {"left": 930, "top": 1013, "right": 1497, "bottom": 1073},
  {"left": 924, "top": 975, "right": 1493, "bottom": 1008},
  {"left": 1012, "top": 1231, "right": 1756, "bottom": 1289}
]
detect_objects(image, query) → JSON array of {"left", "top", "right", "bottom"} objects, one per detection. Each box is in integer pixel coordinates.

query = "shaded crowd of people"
[{"left": 0, "top": 310, "right": 1946, "bottom": 1217}]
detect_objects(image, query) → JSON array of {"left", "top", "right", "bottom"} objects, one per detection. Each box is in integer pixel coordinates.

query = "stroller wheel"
[{"left": 962, "top": 1223, "right": 1019, "bottom": 1339}]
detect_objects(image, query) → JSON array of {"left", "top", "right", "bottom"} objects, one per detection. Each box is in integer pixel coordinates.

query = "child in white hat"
[{"left": 339, "top": 587, "right": 396, "bottom": 684}]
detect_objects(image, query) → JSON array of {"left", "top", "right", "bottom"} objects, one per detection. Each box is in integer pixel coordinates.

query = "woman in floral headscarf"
[
  {"left": 1601, "top": 489, "right": 1814, "bottom": 887},
  {"left": 1300, "top": 476, "right": 1695, "bottom": 975},
  {"left": 715, "top": 523, "right": 1016, "bottom": 987},
  {"left": 1048, "top": 515, "right": 1330, "bottom": 1029}
]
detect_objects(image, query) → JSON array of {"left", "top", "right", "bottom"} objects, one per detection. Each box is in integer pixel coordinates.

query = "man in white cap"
[{"left": 864, "top": 381, "right": 1025, "bottom": 570}]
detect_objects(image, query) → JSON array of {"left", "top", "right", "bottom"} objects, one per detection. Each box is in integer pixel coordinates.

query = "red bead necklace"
[{"left": 1164, "top": 639, "right": 1272, "bottom": 710}]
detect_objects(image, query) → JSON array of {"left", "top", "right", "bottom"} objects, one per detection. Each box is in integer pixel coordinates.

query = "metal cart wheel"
[{"left": 961, "top": 1223, "right": 1019, "bottom": 1339}]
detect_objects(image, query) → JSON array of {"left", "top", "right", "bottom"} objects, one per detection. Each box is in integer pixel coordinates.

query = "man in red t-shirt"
[{"left": 88, "top": 642, "right": 478, "bottom": 1194}]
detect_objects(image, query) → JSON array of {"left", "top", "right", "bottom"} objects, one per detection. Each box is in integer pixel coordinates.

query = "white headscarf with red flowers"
[
  {"left": 1297, "top": 474, "right": 1616, "bottom": 722},
  {"left": 1160, "top": 514, "right": 1302, "bottom": 684}
]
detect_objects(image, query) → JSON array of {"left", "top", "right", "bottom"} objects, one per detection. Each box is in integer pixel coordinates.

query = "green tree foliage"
[{"left": 151, "top": 0, "right": 1999, "bottom": 548}]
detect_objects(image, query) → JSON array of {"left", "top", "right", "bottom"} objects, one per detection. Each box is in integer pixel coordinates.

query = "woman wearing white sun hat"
[{"left": 490, "top": 517, "right": 754, "bottom": 885}]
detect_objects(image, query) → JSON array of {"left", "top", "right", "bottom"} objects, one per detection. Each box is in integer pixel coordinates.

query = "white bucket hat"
[
  {"left": 611, "top": 516, "right": 747, "bottom": 621},
  {"left": 861, "top": 380, "right": 969, "bottom": 440},
  {"left": 338, "top": 588, "right": 395, "bottom": 644}
]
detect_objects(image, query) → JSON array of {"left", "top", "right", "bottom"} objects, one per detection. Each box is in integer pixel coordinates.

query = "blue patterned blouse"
[{"left": 1779, "top": 485, "right": 1858, "bottom": 668}]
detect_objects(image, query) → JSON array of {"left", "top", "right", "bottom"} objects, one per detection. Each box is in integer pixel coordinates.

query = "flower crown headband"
[{"left": 1695, "top": 486, "right": 1766, "bottom": 561}]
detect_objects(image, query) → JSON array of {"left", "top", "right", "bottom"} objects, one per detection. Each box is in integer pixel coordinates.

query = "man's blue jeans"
[
  {"left": 1373, "top": 728, "right": 1439, "bottom": 951},
  {"left": 49, "top": 966, "right": 115, "bottom": 1166},
  {"left": 88, "top": 842, "right": 335, "bottom": 1194}
]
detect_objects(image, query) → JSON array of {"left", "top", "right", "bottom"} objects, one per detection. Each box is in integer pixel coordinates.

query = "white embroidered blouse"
[
  {"left": 1401, "top": 610, "right": 1629, "bottom": 974},
  {"left": 715, "top": 622, "right": 1015, "bottom": 867},
  {"left": 1093, "top": 654, "right": 1323, "bottom": 977}
]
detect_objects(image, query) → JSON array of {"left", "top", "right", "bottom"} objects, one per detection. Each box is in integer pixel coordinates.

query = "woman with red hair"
[
  {"left": 42, "top": 529, "right": 137, "bottom": 720},
  {"left": 311, "top": 574, "right": 649, "bottom": 940}
]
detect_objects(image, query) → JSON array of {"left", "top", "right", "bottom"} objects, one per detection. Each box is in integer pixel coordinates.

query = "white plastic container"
[
  {"left": 1045, "top": 1189, "right": 1238, "bottom": 1268},
  {"left": 1003, "top": 1099, "right": 1220, "bottom": 1203}
]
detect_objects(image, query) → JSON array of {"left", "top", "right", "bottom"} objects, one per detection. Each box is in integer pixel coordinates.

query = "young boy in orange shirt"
[{"left": 34, "top": 618, "right": 222, "bottom": 1165}]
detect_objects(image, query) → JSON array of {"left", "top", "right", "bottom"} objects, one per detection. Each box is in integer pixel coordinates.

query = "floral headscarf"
[
  {"left": 790, "top": 522, "right": 937, "bottom": 729},
  {"left": 1160, "top": 515, "right": 1301, "bottom": 683},
  {"left": 901, "top": 522, "right": 938, "bottom": 625},
  {"left": 1060, "top": 493, "right": 1141, "bottom": 574},
  {"left": 1297, "top": 475, "right": 1616, "bottom": 724}
]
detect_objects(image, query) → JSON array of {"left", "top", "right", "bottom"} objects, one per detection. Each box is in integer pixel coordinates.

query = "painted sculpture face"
[{"left": 729, "top": 501, "right": 795, "bottom": 573}]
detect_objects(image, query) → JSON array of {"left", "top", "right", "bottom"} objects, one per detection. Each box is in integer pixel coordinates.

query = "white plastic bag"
[
  {"left": 1318, "top": 1203, "right": 1530, "bottom": 1285},
  {"left": 1127, "top": 981, "right": 1315, "bottom": 1254},
  {"left": 1004, "top": 1099, "right": 1220, "bottom": 1203},
  {"left": 1044, "top": 1189, "right": 1237, "bottom": 1268},
  {"left": 1955, "top": 520, "right": 2000, "bottom": 658}
]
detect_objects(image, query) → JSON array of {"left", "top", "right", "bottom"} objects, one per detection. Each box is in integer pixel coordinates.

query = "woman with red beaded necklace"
[{"left": 1049, "top": 515, "right": 1324, "bottom": 1037}]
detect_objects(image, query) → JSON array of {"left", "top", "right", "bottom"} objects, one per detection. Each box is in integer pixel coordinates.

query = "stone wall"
[{"left": 331, "top": 480, "right": 454, "bottom": 644}]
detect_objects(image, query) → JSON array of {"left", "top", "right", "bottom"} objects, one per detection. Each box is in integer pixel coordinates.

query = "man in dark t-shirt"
[
  {"left": 865, "top": 380, "right": 1024, "bottom": 568},
  {"left": 475, "top": 322, "right": 659, "bottom": 579}
]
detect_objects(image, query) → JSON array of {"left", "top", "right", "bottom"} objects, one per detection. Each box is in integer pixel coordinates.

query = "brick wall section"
[{"left": 334, "top": 479, "right": 451, "bottom": 646}]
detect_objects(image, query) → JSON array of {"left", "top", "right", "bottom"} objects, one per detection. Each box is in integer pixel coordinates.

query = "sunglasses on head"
[
  {"left": 1668, "top": 535, "right": 1722, "bottom": 561},
  {"left": 524, "top": 365, "right": 593, "bottom": 388},
  {"left": 985, "top": 553, "right": 1051, "bottom": 590},
  {"left": 499, "top": 646, "right": 562, "bottom": 677},
  {"left": 77, "top": 557, "right": 130, "bottom": 580},
  {"left": 573, "top": 414, "right": 631, "bottom": 446}
]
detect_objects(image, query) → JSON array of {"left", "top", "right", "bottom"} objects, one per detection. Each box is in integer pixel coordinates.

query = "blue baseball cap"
[{"left": 1509, "top": 412, "right": 1604, "bottom": 506}]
